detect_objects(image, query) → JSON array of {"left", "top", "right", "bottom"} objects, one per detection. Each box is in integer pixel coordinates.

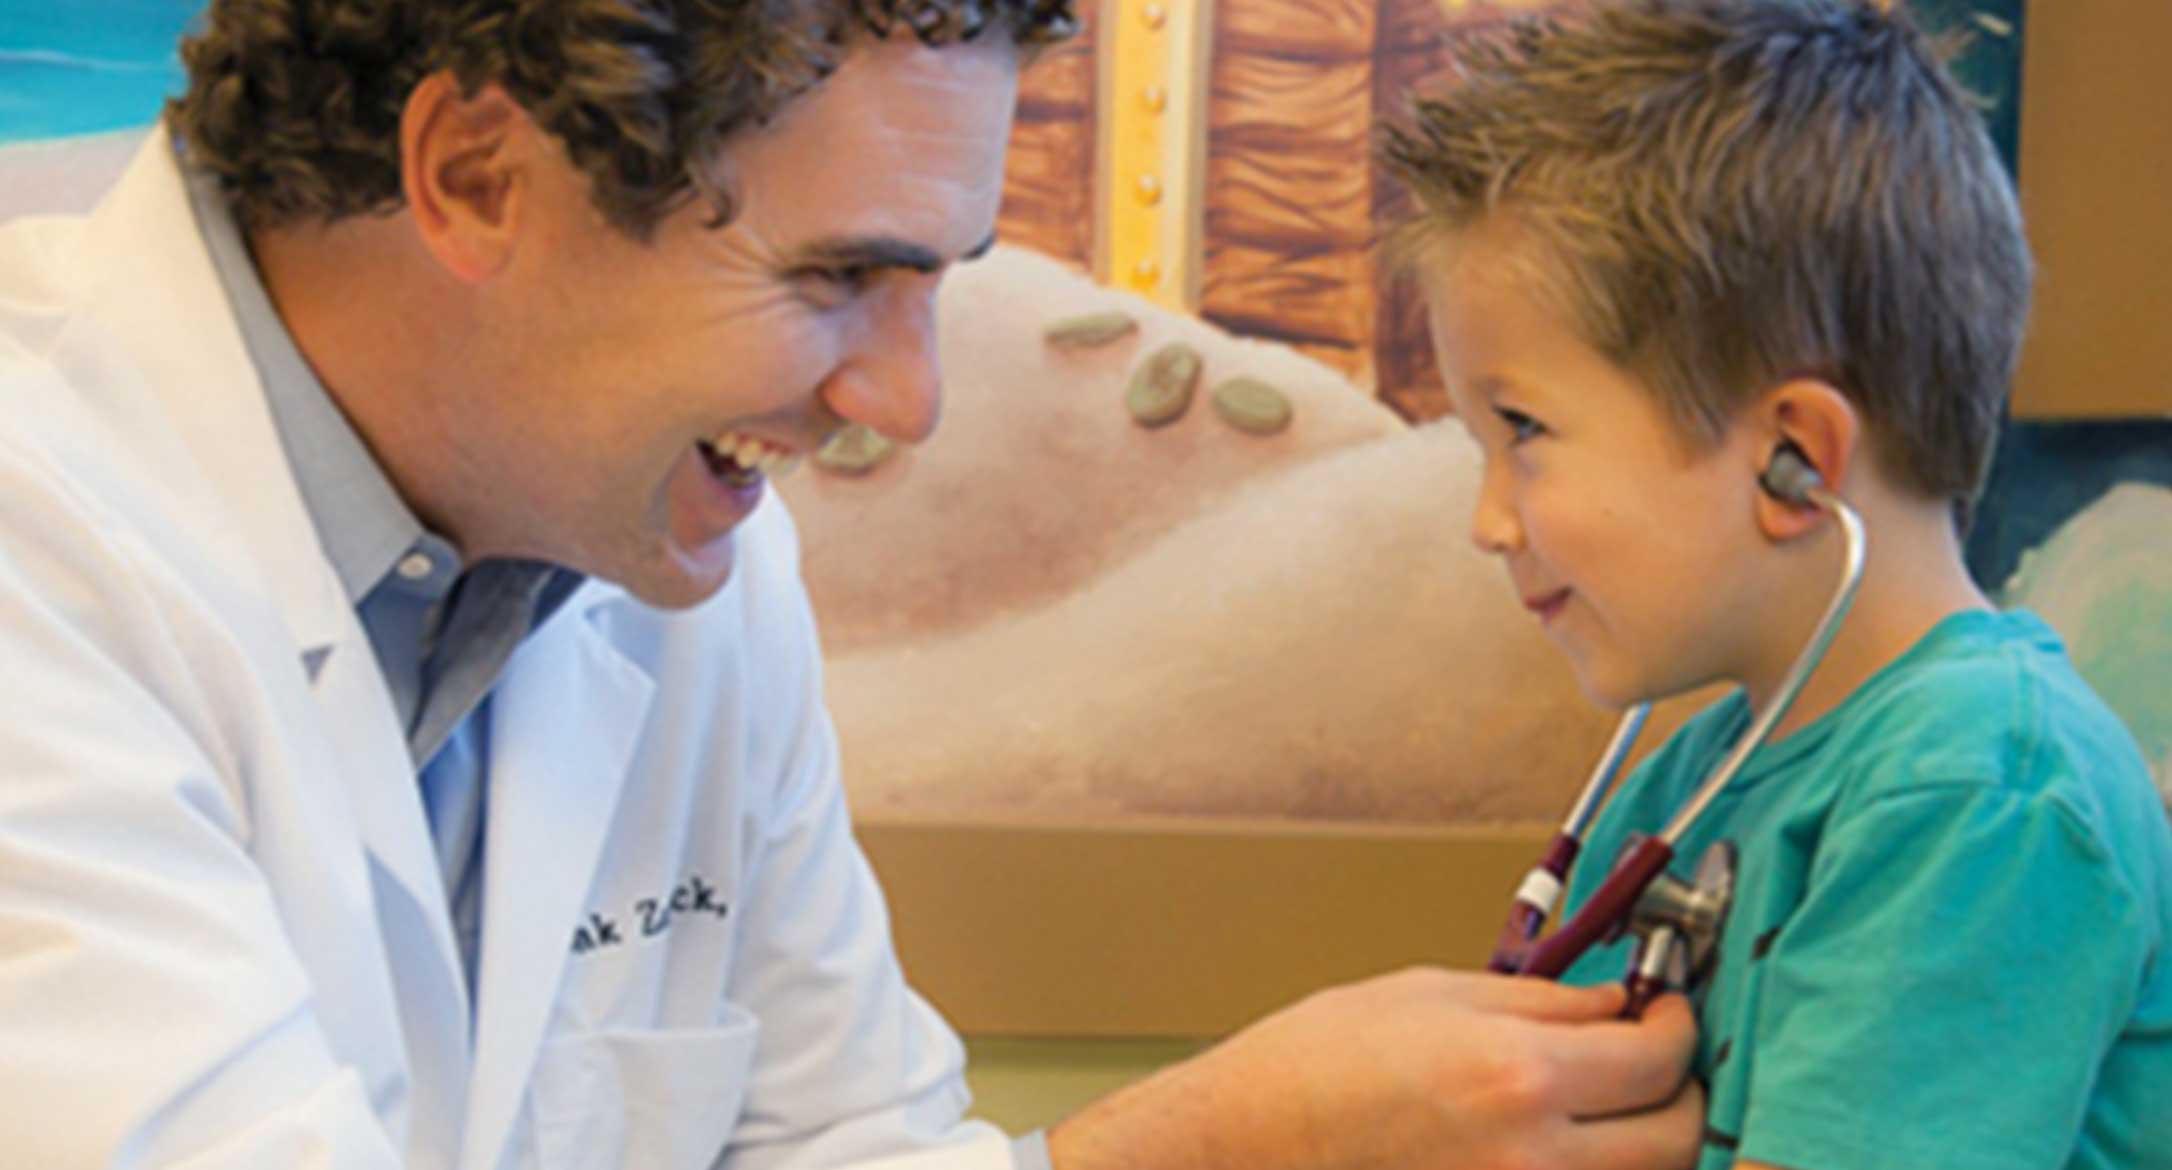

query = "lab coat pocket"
[{"left": 529, "top": 1003, "right": 761, "bottom": 1170}]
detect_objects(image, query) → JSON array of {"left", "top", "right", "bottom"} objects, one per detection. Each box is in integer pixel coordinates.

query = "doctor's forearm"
[{"left": 1044, "top": 1050, "right": 1272, "bottom": 1170}]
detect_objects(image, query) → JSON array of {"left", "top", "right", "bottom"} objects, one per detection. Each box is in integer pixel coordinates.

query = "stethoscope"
[{"left": 1487, "top": 444, "right": 1867, "bottom": 1016}]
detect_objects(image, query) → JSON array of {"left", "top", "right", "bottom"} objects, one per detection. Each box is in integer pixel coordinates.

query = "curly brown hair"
[{"left": 170, "top": 0, "right": 1076, "bottom": 238}]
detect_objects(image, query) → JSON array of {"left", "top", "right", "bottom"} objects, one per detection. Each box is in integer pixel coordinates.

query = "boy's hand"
[{"left": 1048, "top": 967, "right": 1703, "bottom": 1170}]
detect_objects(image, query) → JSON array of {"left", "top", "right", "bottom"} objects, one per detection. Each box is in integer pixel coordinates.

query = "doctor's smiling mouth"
[{"left": 662, "top": 415, "right": 851, "bottom": 583}]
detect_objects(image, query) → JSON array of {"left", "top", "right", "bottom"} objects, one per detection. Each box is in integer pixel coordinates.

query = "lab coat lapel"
[
  {"left": 69, "top": 126, "right": 355, "bottom": 661},
  {"left": 305, "top": 613, "right": 478, "bottom": 1166},
  {"left": 462, "top": 590, "right": 653, "bottom": 1170},
  {"left": 73, "top": 127, "right": 474, "bottom": 1066}
]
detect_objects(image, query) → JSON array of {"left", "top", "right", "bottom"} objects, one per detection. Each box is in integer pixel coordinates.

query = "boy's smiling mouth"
[{"left": 1523, "top": 587, "right": 1572, "bottom": 624}]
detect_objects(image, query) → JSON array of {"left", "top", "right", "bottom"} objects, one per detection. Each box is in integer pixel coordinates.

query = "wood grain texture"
[
  {"left": 999, "top": 13, "right": 1097, "bottom": 268},
  {"left": 1209, "top": 51, "right": 1376, "bottom": 159},
  {"left": 1204, "top": 143, "right": 1372, "bottom": 250},
  {"left": 1371, "top": 0, "right": 1461, "bottom": 419},
  {"left": 1374, "top": 260, "right": 1451, "bottom": 421},
  {"left": 1200, "top": 238, "right": 1373, "bottom": 365},
  {"left": 1001, "top": 116, "right": 1096, "bottom": 267},
  {"left": 1203, "top": 9, "right": 1377, "bottom": 380},
  {"left": 1214, "top": 0, "right": 1377, "bottom": 58}
]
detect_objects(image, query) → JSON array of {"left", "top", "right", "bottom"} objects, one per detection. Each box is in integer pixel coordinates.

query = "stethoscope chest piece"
[{"left": 1618, "top": 838, "right": 1737, "bottom": 1011}]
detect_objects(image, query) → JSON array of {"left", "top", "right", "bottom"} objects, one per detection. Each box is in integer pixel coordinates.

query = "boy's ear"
[
  {"left": 1751, "top": 378, "right": 1861, "bottom": 542},
  {"left": 400, "top": 72, "right": 529, "bottom": 284}
]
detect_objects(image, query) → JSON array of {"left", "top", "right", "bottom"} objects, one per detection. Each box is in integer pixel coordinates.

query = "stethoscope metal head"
[{"left": 1620, "top": 839, "right": 1737, "bottom": 1012}]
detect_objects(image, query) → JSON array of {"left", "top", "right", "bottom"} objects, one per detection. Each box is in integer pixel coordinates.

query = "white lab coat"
[{"left": 0, "top": 128, "right": 1014, "bottom": 1170}]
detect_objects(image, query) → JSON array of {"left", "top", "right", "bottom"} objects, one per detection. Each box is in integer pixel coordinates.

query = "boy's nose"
[
  {"left": 1469, "top": 463, "right": 1523, "bottom": 555},
  {"left": 822, "top": 281, "right": 943, "bottom": 444}
]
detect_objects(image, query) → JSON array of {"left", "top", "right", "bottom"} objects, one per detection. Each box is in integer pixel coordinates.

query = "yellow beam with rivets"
[{"left": 1097, "top": 0, "right": 1208, "bottom": 310}]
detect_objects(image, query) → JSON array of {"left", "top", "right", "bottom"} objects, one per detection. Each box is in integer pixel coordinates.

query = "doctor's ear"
[
  {"left": 1750, "top": 378, "right": 1860, "bottom": 543},
  {"left": 400, "top": 73, "right": 530, "bottom": 284}
]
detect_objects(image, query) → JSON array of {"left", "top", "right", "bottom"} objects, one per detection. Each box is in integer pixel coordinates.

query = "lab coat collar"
[
  {"left": 463, "top": 587, "right": 654, "bottom": 1170},
  {"left": 79, "top": 125, "right": 357, "bottom": 664},
  {"left": 76, "top": 125, "right": 474, "bottom": 1047}
]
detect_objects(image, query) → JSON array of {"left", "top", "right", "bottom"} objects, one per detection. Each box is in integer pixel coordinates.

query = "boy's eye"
[{"left": 1496, "top": 406, "right": 1548, "bottom": 443}]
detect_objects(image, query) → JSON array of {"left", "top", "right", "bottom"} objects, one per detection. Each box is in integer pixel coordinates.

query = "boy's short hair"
[
  {"left": 1380, "top": 0, "right": 2031, "bottom": 526},
  {"left": 169, "top": 0, "right": 1076, "bottom": 240}
]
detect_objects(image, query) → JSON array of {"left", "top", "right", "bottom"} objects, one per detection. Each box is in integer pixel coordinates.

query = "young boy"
[{"left": 1382, "top": 1, "right": 2172, "bottom": 1167}]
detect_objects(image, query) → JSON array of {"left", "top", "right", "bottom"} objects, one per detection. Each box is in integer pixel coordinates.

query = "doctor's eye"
[
  {"left": 1496, "top": 407, "right": 1548, "bottom": 444},
  {"left": 821, "top": 263, "right": 873, "bottom": 290},
  {"left": 818, "top": 264, "right": 880, "bottom": 293},
  {"left": 794, "top": 263, "right": 882, "bottom": 305}
]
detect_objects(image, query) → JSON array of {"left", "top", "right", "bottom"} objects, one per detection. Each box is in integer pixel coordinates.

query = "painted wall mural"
[{"left": 5, "top": 0, "right": 2162, "bottom": 823}]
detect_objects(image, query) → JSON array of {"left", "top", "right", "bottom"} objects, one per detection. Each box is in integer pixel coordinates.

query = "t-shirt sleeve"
[{"left": 1737, "top": 781, "right": 2150, "bottom": 1170}]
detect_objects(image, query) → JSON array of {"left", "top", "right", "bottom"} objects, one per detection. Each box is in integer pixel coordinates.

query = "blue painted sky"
[{"left": 0, "top": 2, "right": 202, "bottom": 141}]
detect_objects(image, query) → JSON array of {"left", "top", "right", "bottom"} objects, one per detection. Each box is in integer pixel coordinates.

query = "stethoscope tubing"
[
  {"left": 1568, "top": 703, "right": 1651, "bottom": 840},
  {"left": 1655, "top": 486, "right": 1866, "bottom": 845},
  {"left": 1487, "top": 704, "right": 1650, "bottom": 972},
  {"left": 1492, "top": 484, "right": 1868, "bottom": 982}
]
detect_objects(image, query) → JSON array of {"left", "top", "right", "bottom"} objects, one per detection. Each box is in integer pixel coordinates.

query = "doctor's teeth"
[
  {"left": 744, "top": 443, "right": 783, "bottom": 476},
  {"left": 709, "top": 431, "right": 797, "bottom": 479}
]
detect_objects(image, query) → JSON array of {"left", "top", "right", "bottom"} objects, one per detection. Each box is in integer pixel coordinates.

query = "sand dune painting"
[
  {"left": 9, "top": 1, "right": 2145, "bottom": 840},
  {"left": 776, "top": 244, "right": 1680, "bottom": 827},
  {"left": 780, "top": 0, "right": 2076, "bottom": 834}
]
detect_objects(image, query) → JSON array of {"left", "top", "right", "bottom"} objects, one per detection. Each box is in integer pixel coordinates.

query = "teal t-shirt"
[{"left": 1560, "top": 610, "right": 2172, "bottom": 1169}]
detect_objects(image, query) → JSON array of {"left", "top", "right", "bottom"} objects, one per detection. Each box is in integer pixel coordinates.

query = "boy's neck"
[{"left": 1745, "top": 493, "right": 1992, "bottom": 743}]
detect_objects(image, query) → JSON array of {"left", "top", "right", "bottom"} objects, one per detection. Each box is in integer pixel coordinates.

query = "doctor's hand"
[{"left": 1045, "top": 967, "right": 1702, "bottom": 1170}]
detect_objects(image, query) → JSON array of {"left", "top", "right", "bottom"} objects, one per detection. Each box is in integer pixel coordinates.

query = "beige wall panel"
[
  {"left": 2013, "top": 4, "right": 2172, "bottom": 417},
  {"left": 863, "top": 818, "right": 1550, "bottom": 1037}
]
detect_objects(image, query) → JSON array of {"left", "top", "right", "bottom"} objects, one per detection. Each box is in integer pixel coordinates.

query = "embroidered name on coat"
[{"left": 571, "top": 874, "right": 730, "bottom": 955}]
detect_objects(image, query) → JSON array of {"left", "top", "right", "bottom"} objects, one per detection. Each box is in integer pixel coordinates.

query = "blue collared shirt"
[{"left": 180, "top": 148, "right": 579, "bottom": 1003}]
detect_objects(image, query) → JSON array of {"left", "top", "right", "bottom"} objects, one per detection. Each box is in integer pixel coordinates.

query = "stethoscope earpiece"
[{"left": 1759, "top": 443, "right": 1824, "bottom": 505}]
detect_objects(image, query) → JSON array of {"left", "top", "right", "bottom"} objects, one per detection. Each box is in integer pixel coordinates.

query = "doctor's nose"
[{"left": 822, "top": 281, "right": 943, "bottom": 445}]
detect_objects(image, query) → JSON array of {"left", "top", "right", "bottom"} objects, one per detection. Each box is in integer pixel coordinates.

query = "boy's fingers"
[{"left": 1551, "top": 993, "right": 1699, "bottom": 1118}]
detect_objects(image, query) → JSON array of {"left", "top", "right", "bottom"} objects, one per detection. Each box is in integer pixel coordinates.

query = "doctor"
[{"left": 0, "top": 1, "right": 1702, "bottom": 1168}]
